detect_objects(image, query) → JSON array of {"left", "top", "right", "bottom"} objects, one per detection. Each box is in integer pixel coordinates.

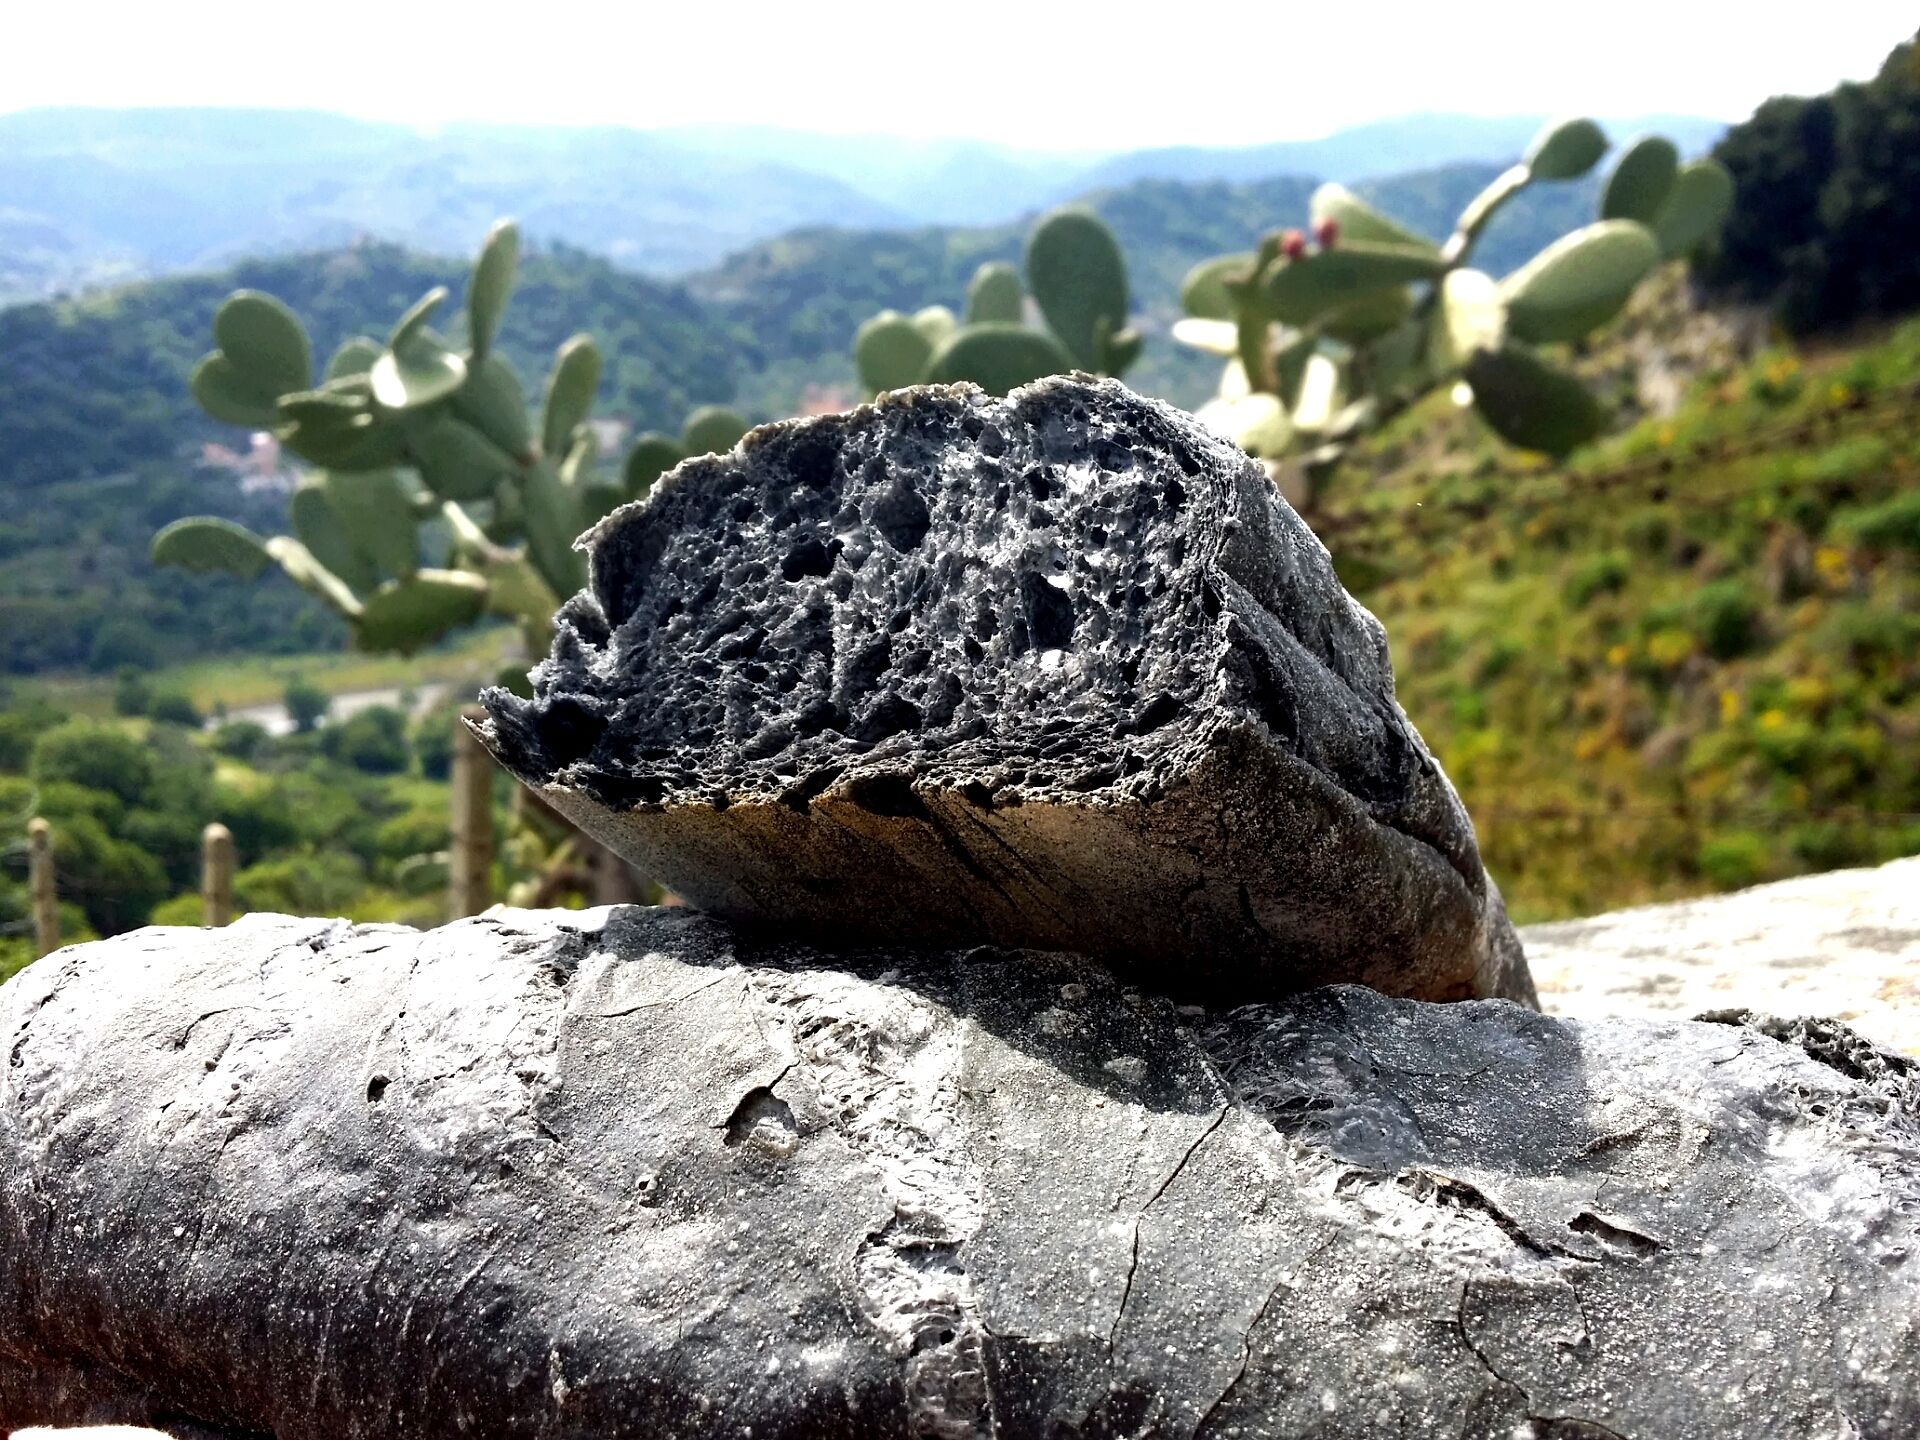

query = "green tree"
[
  {"left": 212, "top": 719, "right": 273, "bottom": 761},
  {"left": 31, "top": 720, "right": 155, "bottom": 809},
  {"left": 1700, "top": 30, "right": 1920, "bottom": 333},
  {"left": 43, "top": 812, "right": 169, "bottom": 936},
  {"left": 113, "top": 667, "right": 154, "bottom": 717},
  {"left": 284, "top": 678, "right": 330, "bottom": 734},
  {"left": 146, "top": 690, "right": 204, "bottom": 728},
  {"left": 410, "top": 704, "right": 457, "bottom": 781},
  {"left": 320, "top": 706, "right": 411, "bottom": 775},
  {"left": 86, "top": 617, "right": 163, "bottom": 673}
]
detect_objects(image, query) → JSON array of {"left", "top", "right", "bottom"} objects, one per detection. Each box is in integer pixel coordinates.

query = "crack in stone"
[
  {"left": 1455, "top": 1278, "right": 1529, "bottom": 1401},
  {"left": 1108, "top": 1105, "right": 1229, "bottom": 1355},
  {"left": 1456, "top": 1276, "right": 1631, "bottom": 1440},
  {"left": 583, "top": 971, "right": 731, "bottom": 1019},
  {"left": 1194, "top": 1232, "right": 1336, "bottom": 1436},
  {"left": 1406, "top": 1169, "right": 1584, "bottom": 1262}
]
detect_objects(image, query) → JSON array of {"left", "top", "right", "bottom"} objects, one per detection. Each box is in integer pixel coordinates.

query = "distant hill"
[
  {"left": 0, "top": 108, "right": 906, "bottom": 302},
  {"left": 0, "top": 107, "right": 1720, "bottom": 302},
  {"left": 1063, "top": 112, "right": 1725, "bottom": 194},
  {"left": 664, "top": 114, "right": 1725, "bottom": 224},
  {"left": 660, "top": 126, "right": 1095, "bottom": 227},
  {"left": 6, "top": 157, "right": 1630, "bottom": 672},
  {"left": 0, "top": 149, "right": 1672, "bottom": 672}
]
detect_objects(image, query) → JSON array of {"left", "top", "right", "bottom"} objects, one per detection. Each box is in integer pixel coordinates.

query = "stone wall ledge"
[{"left": 3, "top": 898, "right": 1916, "bottom": 1438}]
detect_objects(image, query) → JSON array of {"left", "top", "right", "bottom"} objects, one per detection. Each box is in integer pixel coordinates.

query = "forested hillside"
[
  {"left": 0, "top": 243, "right": 745, "bottom": 489},
  {"left": 2, "top": 49, "right": 1913, "bottom": 693},
  {"left": 1328, "top": 306, "right": 1920, "bottom": 920},
  {"left": 0, "top": 158, "right": 1621, "bottom": 497},
  {"left": 0, "top": 466, "right": 342, "bottom": 674}
]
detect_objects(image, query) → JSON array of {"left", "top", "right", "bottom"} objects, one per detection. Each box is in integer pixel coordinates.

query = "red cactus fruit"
[
  {"left": 1314, "top": 217, "right": 1340, "bottom": 249},
  {"left": 1281, "top": 229, "right": 1308, "bottom": 261}
]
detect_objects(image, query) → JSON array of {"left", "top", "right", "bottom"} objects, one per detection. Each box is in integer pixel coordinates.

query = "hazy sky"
[{"left": 6, "top": 2, "right": 1913, "bottom": 149}]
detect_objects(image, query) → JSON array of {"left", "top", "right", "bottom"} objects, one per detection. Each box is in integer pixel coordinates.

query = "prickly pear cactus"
[
  {"left": 1175, "top": 116, "right": 1735, "bottom": 491},
  {"left": 849, "top": 208, "right": 1138, "bottom": 398},
  {"left": 965, "top": 262, "right": 1024, "bottom": 325},
  {"left": 152, "top": 222, "right": 746, "bottom": 658}
]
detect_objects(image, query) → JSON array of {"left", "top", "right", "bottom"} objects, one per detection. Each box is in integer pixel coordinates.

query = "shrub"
[
  {"left": 1816, "top": 605, "right": 1920, "bottom": 668},
  {"left": 233, "top": 852, "right": 367, "bottom": 917},
  {"left": 211, "top": 720, "right": 272, "bottom": 761},
  {"left": 1622, "top": 512, "right": 1671, "bottom": 558},
  {"left": 1696, "top": 832, "right": 1771, "bottom": 890},
  {"left": 374, "top": 808, "right": 449, "bottom": 865},
  {"left": 44, "top": 811, "right": 169, "bottom": 934},
  {"left": 0, "top": 940, "right": 33, "bottom": 986},
  {"left": 1564, "top": 552, "right": 1631, "bottom": 608},
  {"left": 1748, "top": 351, "right": 1804, "bottom": 407},
  {"left": 1799, "top": 435, "right": 1892, "bottom": 487},
  {"left": 1691, "top": 581, "right": 1761, "bottom": 661},
  {"left": 1787, "top": 822, "right": 1877, "bottom": 872},
  {"left": 1472, "top": 640, "right": 1523, "bottom": 686},
  {"left": 145, "top": 690, "right": 204, "bottom": 729},
  {"left": 1841, "top": 490, "right": 1920, "bottom": 553},
  {"left": 87, "top": 618, "right": 162, "bottom": 673},
  {"left": 210, "top": 784, "right": 303, "bottom": 860},
  {"left": 0, "top": 698, "right": 64, "bottom": 773},
  {"left": 148, "top": 891, "right": 206, "bottom": 926},
  {"left": 284, "top": 678, "right": 330, "bottom": 734},
  {"left": 31, "top": 779, "right": 125, "bottom": 827},
  {"left": 112, "top": 667, "right": 153, "bottom": 717},
  {"left": 320, "top": 706, "right": 410, "bottom": 775}
]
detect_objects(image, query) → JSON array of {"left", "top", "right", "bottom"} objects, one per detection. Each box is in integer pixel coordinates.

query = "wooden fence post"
[
  {"left": 202, "top": 823, "right": 234, "bottom": 928},
  {"left": 27, "top": 817, "right": 58, "bottom": 957},
  {"left": 582, "top": 834, "right": 650, "bottom": 907},
  {"left": 449, "top": 706, "right": 494, "bottom": 919}
]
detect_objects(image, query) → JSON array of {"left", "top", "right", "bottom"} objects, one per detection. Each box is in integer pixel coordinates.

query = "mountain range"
[{"left": 0, "top": 107, "right": 1724, "bottom": 304}]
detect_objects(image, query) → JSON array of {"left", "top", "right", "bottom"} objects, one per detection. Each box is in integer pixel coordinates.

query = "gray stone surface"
[
  {"left": 1528, "top": 855, "right": 1920, "bottom": 1056},
  {"left": 5, "top": 910, "right": 1916, "bottom": 1439},
  {"left": 479, "top": 377, "right": 1531, "bottom": 1005}
]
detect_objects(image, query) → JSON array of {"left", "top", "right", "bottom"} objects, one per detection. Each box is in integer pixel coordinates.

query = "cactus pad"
[{"left": 150, "top": 518, "right": 272, "bottom": 579}]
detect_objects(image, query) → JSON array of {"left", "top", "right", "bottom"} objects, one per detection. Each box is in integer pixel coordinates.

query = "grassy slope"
[{"left": 1326, "top": 294, "right": 1920, "bottom": 921}]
